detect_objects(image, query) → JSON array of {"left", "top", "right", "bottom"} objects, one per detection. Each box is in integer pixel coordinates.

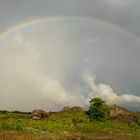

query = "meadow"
[{"left": 0, "top": 111, "right": 140, "bottom": 140}]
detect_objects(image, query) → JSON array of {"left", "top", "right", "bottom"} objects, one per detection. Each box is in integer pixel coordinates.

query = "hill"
[{"left": 0, "top": 106, "right": 140, "bottom": 140}]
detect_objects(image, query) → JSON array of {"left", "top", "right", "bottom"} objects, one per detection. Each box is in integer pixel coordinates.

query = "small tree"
[{"left": 87, "top": 98, "right": 110, "bottom": 121}]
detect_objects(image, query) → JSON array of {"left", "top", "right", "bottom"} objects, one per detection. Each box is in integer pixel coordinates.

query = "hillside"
[{"left": 0, "top": 107, "right": 140, "bottom": 140}]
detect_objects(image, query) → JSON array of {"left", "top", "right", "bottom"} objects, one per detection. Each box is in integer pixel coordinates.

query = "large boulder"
[
  {"left": 109, "top": 104, "right": 133, "bottom": 118},
  {"left": 31, "top": 109, "right": 48, "bottom": 120},
  {"left": 109, "top": 105, "right": 135, "bottom": 123}
]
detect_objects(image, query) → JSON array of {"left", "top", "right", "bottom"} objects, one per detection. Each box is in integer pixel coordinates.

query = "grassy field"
[{"left": 0, "top": 111, "right": 140, "bottom": 140}]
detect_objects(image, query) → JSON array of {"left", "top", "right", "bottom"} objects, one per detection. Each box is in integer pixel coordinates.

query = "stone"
[
  {"left": 62, "top": 106, "right": 83, "bottom": 112},
  {"left": 109, "top": 104, "right": 135, "bottom": 123},
  {"left": 31, "top": 109, "right": 48, "bottom": 119}
]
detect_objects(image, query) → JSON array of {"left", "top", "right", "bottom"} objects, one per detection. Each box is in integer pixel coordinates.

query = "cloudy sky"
[{"left": 0, "top": 0, "right": 140, "bottom": 111}]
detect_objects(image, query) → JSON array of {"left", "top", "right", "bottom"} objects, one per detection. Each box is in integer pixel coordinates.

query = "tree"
[{"left": 87, "top": 98, "right": 110, "bottom": 121}]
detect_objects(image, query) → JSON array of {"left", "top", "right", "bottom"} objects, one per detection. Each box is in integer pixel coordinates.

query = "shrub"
[
  {"left": 86, "top": 98, "right": 110, "bottom": 121},
  {"left": 130, "top": 115, "right": 140, "bottom": 131}
]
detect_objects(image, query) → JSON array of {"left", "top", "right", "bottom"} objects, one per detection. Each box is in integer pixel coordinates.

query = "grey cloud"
[
  {"left": 0, "top": 19, "right": 140, "bottom": 111},
  {"left": 0, "top": 0, "right": 140, "bottom": 38}
]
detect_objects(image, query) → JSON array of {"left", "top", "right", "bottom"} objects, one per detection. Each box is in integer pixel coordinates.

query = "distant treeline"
[{"left": 0, "top": 110, "right": 31, "bottom": 114}]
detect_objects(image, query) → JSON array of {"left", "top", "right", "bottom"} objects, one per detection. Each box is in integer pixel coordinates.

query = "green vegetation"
[
  {"left": 0, "top": 111, "right": 140, "bottom": 139},
  {"left": 86, "top": 98, "right": 110, "bottom": 121},
  {"left": 130, "top": 114, "right": 140, "bottom": 131},
  {"left": 0, "top": 98, "right": 140, "bottom": 139},
  {"left": 0, "top": 112, "right": 138, "bottom": 132}
]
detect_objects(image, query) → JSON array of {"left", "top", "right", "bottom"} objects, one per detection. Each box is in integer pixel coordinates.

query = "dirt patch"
[{"left": 0, "top": 131, "right": 140, "bottom": 140}]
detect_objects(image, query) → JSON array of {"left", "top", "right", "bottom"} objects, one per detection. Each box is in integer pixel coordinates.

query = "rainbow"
[{"left": 0, "top": 16, "right": 140, "bottom": 43}]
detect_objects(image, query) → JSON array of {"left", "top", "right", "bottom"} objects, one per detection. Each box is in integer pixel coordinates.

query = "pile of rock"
[
  {"left": 31, "top": 109, "right": 48, "bottom": 120},
  {"left": 109, "top": 105, "right": 135, "bottom": 123},
  {"left": 62, "top": 106, "right": 83, "bottom": 112}
]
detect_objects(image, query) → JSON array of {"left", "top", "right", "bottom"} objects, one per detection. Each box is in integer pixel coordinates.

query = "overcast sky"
[
  {"left": 0, "top": 0, "right": 140, "bottom": 111},
  {"left": 0, "top": 0, "right": 140, "bottom": 37}
]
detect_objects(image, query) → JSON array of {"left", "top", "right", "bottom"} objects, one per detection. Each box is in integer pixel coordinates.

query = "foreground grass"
[{"left": 0, "top": 111, "right": 140, "bottom": 139}]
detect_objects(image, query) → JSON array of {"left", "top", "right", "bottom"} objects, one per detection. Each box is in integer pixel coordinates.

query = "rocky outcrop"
[
  {"left": 62, "top": 106, "right": 83, "bottom": 112},
  {"left": 109, "top": 104, "right": 133, "bottom": 118},
  {"left": 31, "top": 109, "right": 48, "bottom": 119},
  {"left": 109, "top": 105, "right": 135, "bottom": 123}
]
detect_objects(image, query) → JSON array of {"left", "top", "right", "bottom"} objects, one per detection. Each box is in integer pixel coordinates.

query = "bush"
[
  {"left": 130, "top": 115, "right": 140, "bottom": 131},
  {"left": 86, "top": 98, "right": 110, "bottom": 121}
]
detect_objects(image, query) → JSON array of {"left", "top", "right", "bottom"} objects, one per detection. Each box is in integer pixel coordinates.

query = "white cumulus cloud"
[{"left": 83, "top": 71, "right": 140, "bottom": 108}]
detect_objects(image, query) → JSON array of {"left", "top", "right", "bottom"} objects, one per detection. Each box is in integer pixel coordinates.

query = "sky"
[{"left": 0, "top": 0, "right": 140, "bottom": 111}]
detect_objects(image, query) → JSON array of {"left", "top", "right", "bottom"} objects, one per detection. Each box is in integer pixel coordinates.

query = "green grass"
[{"left": 0, "top": 111, "right": 140, "bottom": 139}]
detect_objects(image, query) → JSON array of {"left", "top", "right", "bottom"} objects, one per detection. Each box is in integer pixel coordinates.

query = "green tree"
[{"left": 87, "top": 98, "right": 110, "bottom": 121}]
